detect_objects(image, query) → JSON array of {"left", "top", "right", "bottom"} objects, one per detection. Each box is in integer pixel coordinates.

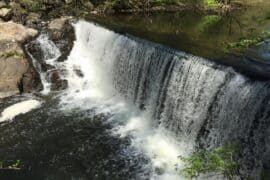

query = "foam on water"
[
  {"left": 29, "top": 20, "right": 270, "bottom": 179},
  {"left": 0, "top": 99, "right": 42, "bottom": 122},
  {"left": 26, "top": 34, "right": 61, "bottom": 95},
  {"left": 114, "top": 113, "right": 191, "bottom": 180},
  {"left": 56, "top": 21, "right": 186, "bottom": 179}
]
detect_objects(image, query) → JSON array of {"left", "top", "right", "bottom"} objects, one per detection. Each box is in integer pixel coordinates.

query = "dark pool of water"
[{"left": 0, "top": 96, "right": 151, "bottom": 180}]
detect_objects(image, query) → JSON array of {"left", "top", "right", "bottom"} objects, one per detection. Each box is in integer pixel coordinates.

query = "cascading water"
[
  {"left": 54, "top": 21, "right": 270, "bottom": 179},
  {"left": 4, "top": 20, "right": 269, "bottom": 180},
  {"left": 26, "top": 33, "right": 62, "bottom": 94}
]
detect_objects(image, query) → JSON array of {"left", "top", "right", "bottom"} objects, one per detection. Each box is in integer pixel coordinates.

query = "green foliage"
[
  {"left": 204, "top": 0, "right": 221, "bottom": 7},
  {"left": 177, "top": 145, "right": 239, "bottom": 180},
  {"left": 20, "top": 0, "right": 43, "bottom": 12},
  {"left": 0, "top": 160, "right": 21, "bottom": 170},
  {"left": 226, "top": 31, "right": 270, "bottom": 49}
]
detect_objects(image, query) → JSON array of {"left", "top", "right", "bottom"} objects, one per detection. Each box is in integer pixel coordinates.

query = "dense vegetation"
[
  {"left": 3, "top": 0, "right": 236, "bottom": 15},
  {"left": 176, "top": 145, "right": 239, "bottom": 179}
]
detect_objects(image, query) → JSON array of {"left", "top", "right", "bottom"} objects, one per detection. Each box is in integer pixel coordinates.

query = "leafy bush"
[
  {"left": 226, "top": 31, "right": 270, "bottom": 49},
  {"left": 177, "top": 145, "right": 239, "bottom": 180}
]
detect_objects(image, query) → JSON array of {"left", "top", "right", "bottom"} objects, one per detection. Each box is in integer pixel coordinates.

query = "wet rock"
[
  {"left": 0, "top": 8, "right": 12, "bottom": 21},
  {"left": 47, "top": 16, "right": 76, "bottom": 62},
  {"left": 49, "top": 70, "right": 68, "bottom": 91},
  {"left": 0, "top": 21, "right": 41, "bottom": 97},
  {"left": 20, "top": 66, "right": 43, "bottom": 93},
  {"left": 41, "top": 63, "right": 54, "bottom": 72}
]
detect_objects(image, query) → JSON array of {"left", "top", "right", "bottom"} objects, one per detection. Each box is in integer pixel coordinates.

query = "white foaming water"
[
  {"left": 114, "top": 113, "right": 191, "bottom": 180},
  {"left": 0, "top": 100, "right": 42, "bottom": 122},
  {"left": 59, "top": 21, "right": 118, "bottom": 110},
  {"left": 58, "top": 21, "right": 186, "bottom": 179},
  {"left": 57, "top": 20, "right": 270, "bottom": 179},
  {"left": 26, "top": 34, "right": 61, "bottom": 95}
]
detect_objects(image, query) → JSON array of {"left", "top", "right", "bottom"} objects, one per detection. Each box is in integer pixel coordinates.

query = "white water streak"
[{"left": 0, "top": 100, "right": 41, "bottom": 122}]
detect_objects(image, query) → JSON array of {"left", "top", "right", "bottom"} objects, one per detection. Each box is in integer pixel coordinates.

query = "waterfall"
[
  {"left": 26, "top": 33, "right": 61, "bottom": 94},
  {"left": 31, "top": 21, "right": 270, "bottom": 179}
]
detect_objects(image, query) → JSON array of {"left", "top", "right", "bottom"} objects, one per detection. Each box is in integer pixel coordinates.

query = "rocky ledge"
[
  {"left": 27, "top": 16, "right": 76, "bottom": 91},
  {"left": 0, "top": 21, "right": 41, "bottom": 98}
]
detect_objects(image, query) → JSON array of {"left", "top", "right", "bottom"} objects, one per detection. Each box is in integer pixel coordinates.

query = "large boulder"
[
  {"left": 0, "top": 21, "right": 38, "bottom": 42},
  {"left": 0, "top": 21, "right": 41, "bottom": 98},
  {"left": 47, "top": 16, "right": 76, "bottom": 61}
]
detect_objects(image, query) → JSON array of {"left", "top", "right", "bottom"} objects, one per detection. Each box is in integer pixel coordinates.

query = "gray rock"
[
  {"left": 47, "top": 16, "right": 76, "bottom": 62},
  {"left": 0, "top": 22, "right": 41, "bottom": 97},
  {"left": 49, "top": 70, "right": 68, "bottom": 91},
  {"left": 0, "top": 21, "right": 38, "bottom": 42},
  {"left": 0, "top": 41, "right": 28, "bottom": 95},
  {"left": 0, "top": 8, "right": 12, "bottom": 21}
]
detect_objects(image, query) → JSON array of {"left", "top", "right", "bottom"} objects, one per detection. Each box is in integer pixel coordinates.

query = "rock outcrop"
[
  {"left": 47, "top": 16, "right": 76, "bottom": 62},
  {"left": 0, "top": 21, "right": 41, "bottom": 98},
  {"left": 26, "top": 16, "right": 75, "bottom": 92}
]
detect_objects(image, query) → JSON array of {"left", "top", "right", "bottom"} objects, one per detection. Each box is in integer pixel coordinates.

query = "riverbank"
[{"left": 0, "top": 0, "right": 245, "bottom": 24}]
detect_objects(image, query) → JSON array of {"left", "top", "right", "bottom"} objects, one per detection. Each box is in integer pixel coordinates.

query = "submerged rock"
[{"left": 0, "top": 21, "right": 41, "bottom": 98}]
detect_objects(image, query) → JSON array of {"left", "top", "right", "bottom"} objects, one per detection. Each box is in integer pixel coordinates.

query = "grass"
[{"left": 176, "top": 145, "right": 239, "bottom": 180}]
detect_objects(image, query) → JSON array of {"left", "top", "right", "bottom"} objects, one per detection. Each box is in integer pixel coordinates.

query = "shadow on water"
[{"left": 0, "top": 96, "right": 150, "bottom": 180}]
